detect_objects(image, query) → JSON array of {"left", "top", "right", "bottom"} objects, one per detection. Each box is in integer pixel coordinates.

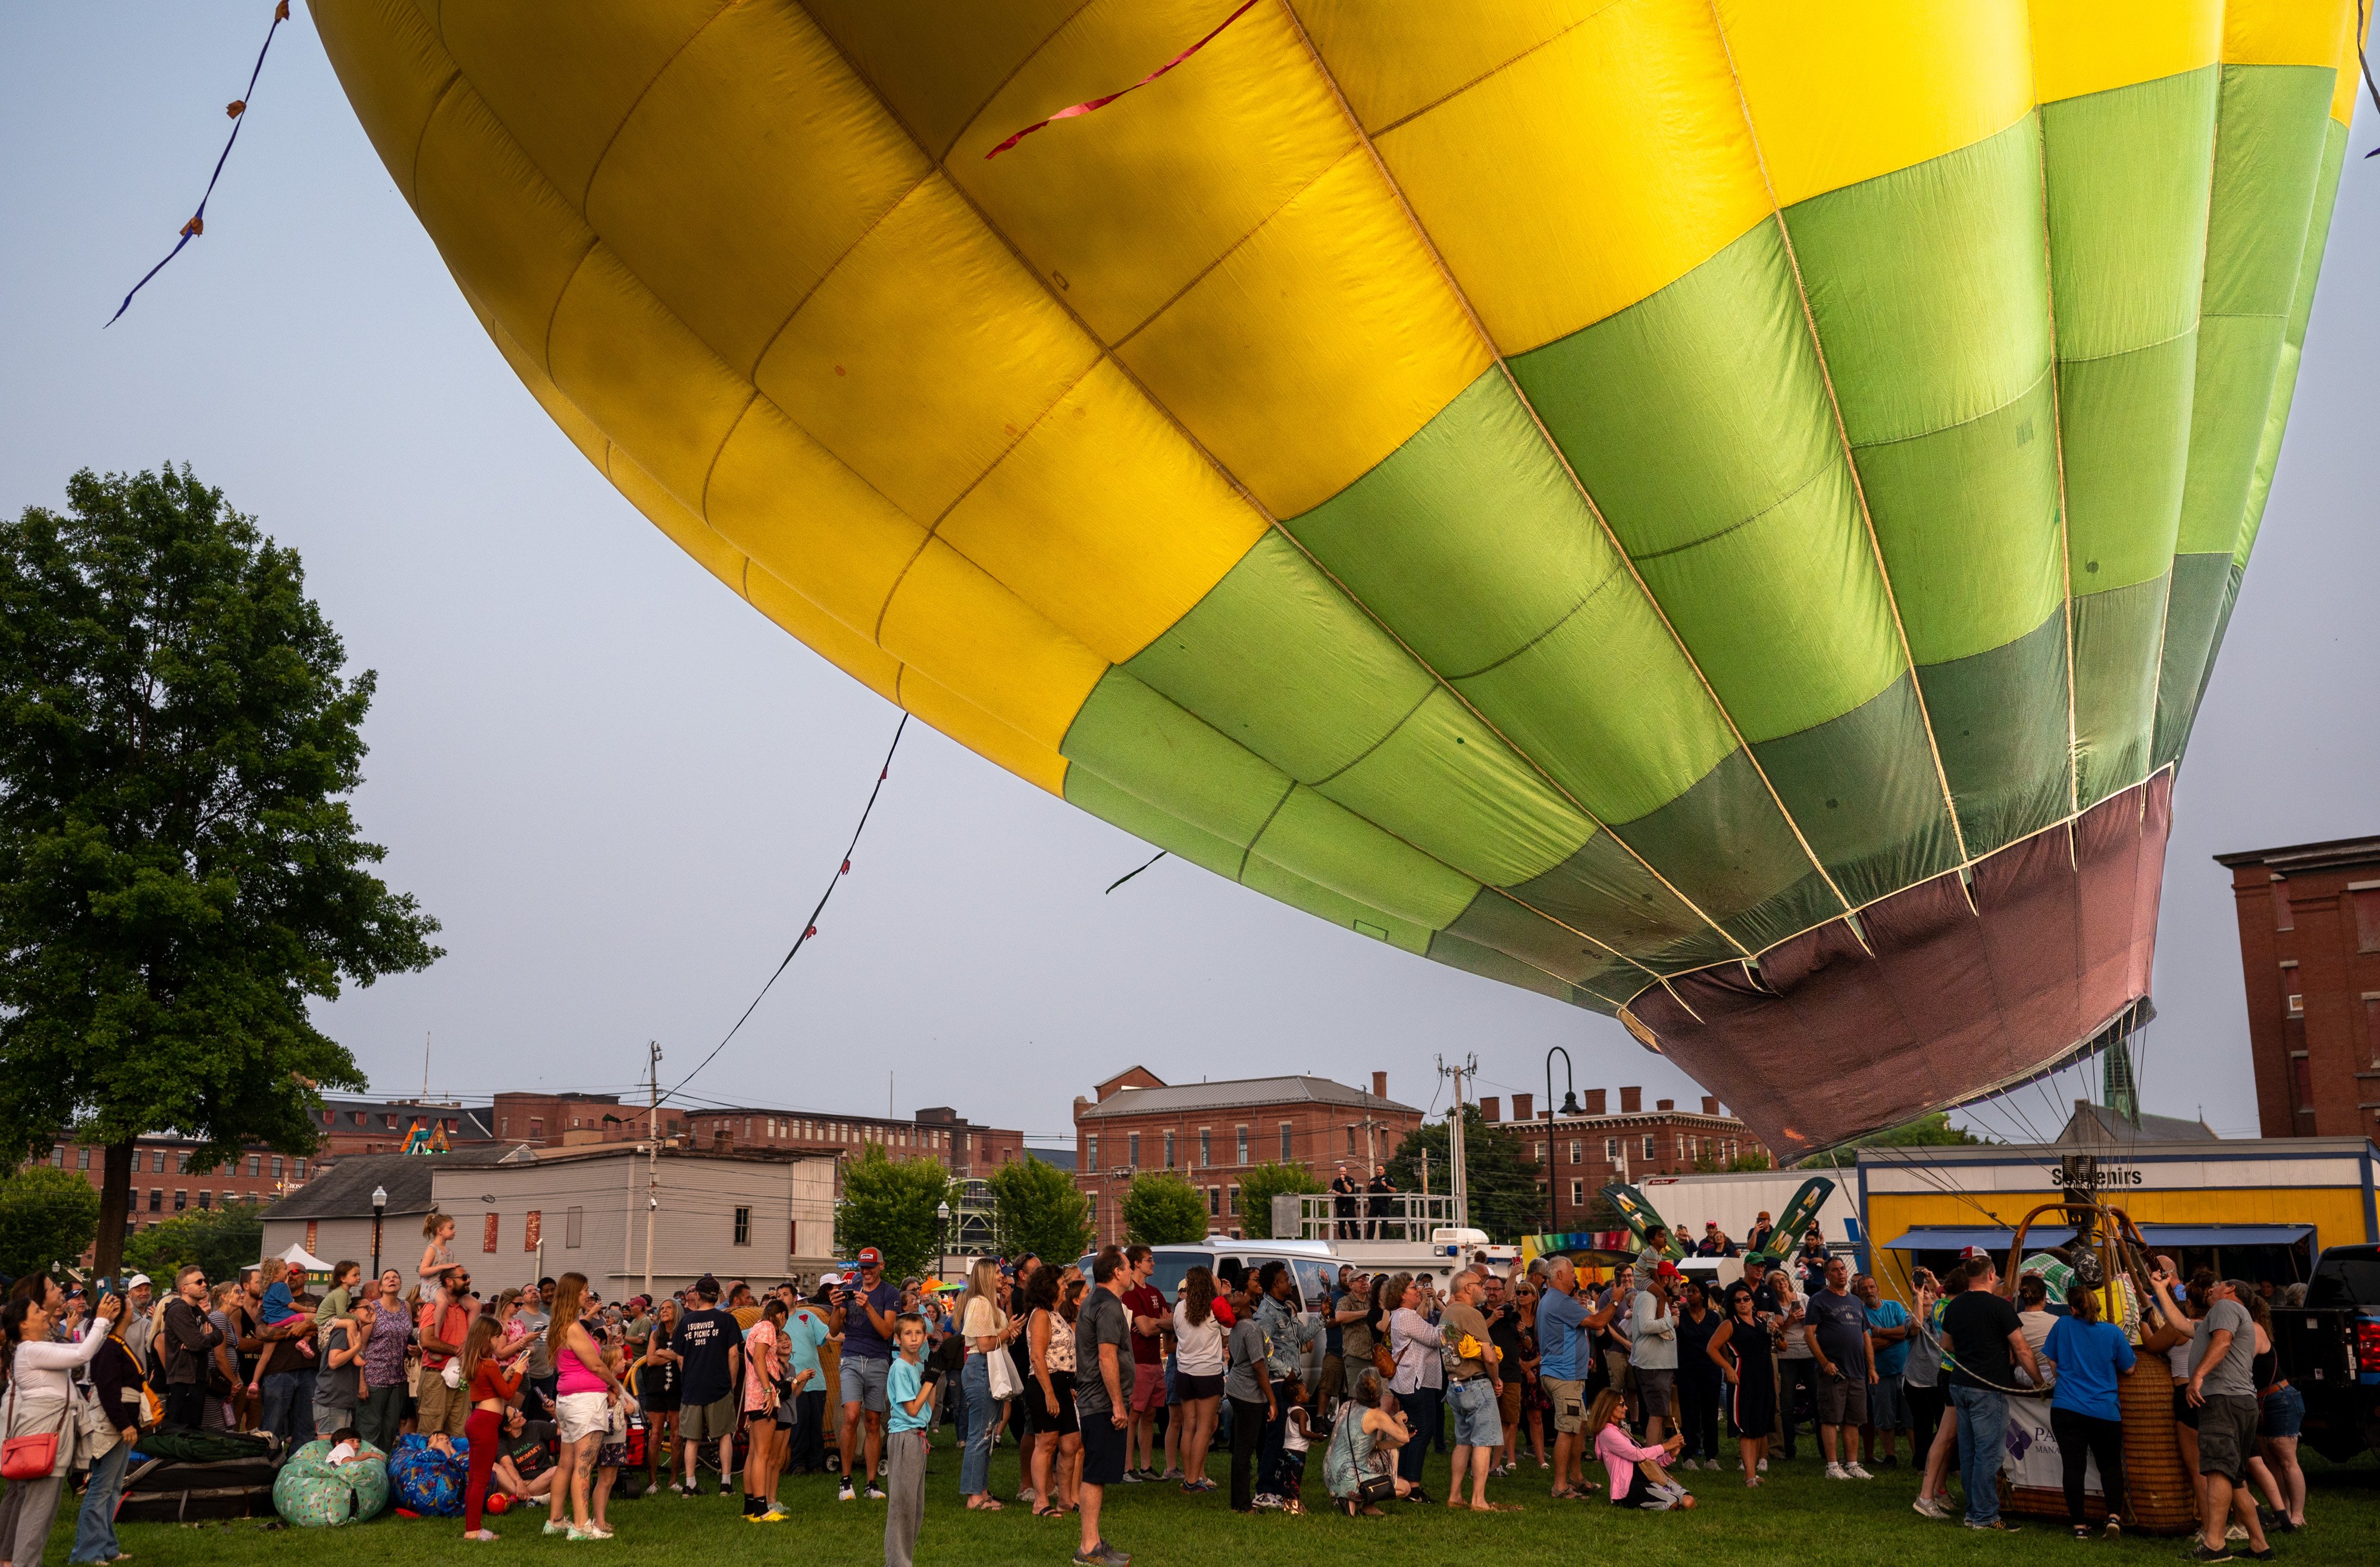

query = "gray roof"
[
  {"left": 1025, "top": 1146, "right": 1076, "bottom": 1172},
  {"left": 261, "top": 1146, "right": 528, "bottom": 1221},
  {"left": 1077, "top": 1075, "right": 1417, "bottom": 1121},
  {"left": 2056, "top": 1102, "right": 2220, "bottom": 1146}
]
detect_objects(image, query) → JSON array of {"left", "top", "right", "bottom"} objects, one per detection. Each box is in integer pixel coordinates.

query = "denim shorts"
[
  {"left": 1447, "top": 1377, "right": 1502, "bottom": 1448},
  {"left": 2259, "top": 1383, "right": 2303, "bottom": 1440},
  {"left": 840, "top": 1354, "right": 890, "bottom": 1414}
]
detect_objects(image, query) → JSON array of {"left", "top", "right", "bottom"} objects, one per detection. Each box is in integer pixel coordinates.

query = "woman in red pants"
[{"left": 462, "top": 1315, "right": 531, "bottom": 1540}]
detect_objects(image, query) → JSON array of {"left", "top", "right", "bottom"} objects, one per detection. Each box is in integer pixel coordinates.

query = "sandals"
[{"left": 1035, "top": 1505, "right": 1067, "bottom": 1519}]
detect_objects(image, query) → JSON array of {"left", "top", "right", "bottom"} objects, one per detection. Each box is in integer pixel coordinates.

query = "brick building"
[
  {"left": 1072, "top": 1068, "right": 1424, "bottom": 1246},
  {"left": 2216, "top": 835, "right": 2380, "bottom": 1138},
  {"left": 1483, "top": 1086, "right": 1769, "bottom": 1231},
  {"left": 46, "top": 1134, "right": 318, "bottom": 1245},
  {"left": 490, "top": 1091, "right": 1026, "bottom": 1177}
]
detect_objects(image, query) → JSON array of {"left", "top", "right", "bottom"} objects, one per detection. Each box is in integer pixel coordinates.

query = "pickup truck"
[{"left": 2271, "top": 1243, "right": 2380, "bottom": 1463}]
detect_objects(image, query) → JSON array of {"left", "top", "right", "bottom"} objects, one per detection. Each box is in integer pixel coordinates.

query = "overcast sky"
[{"left": 6, "top": 8, "right": 2374, "bottom": 1149}]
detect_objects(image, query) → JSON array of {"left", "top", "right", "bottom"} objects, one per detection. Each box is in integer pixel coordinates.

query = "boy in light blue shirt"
[{"left": 884, "top": 1314, "right": 935, "bottom": 1567}]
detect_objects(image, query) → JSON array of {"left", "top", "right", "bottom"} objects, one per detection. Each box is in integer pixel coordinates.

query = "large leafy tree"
[
  {"left": 987, "top": 1153, "right": 1091, "bottom": 1265},
  {"left": 834, "top": 1144, "right": 955, "bottom": 1280},
  {"left": 1385, "top": 1106, "right": 1545, "bottom": 1243},
  {"left": 0, "top": 1165, "right": 102, "bottom": 1277},
  {"left": 123, "top": 1198, "right": 264, "bottom": 1286},
  {"left": 0, "top": 468, "right": 441, "bottom": 1275},
  {"left": 1119, "top": 1173, "right": 1207, "bottom": 1246},
  {"left": 1235, "top": 1161, "right": 1322, "bottom": 1240},
  {"left": 1796, "top": 1111, "right": 1984, "bottom": 1169}
]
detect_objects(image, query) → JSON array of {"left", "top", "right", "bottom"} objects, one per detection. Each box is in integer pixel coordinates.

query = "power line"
[{"left": 661, "top": 714, "right": 908, "bottom": 1104}]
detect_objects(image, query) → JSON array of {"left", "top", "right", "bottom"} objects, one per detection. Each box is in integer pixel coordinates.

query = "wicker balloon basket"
[{"left": 1999, "top": 1348, "right": 2198, "bottom": 1532}]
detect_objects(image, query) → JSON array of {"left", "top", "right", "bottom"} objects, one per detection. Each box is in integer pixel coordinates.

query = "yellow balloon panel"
[
  {"left": 876, "top": 540, "right": 1107, "bottom": 751},
  {"left": 312, "top": 0, "right": 449, "bottom": 204},
  {"left": 1294, "top": 0, "right": 1616, "bottom": 134},
  {"left": 701, "top": 397, "right": 928, "bottom": 639},
  {"left": 1713, "top": 0, "right": 2034, "bottom": 206},
  {"left": 752, "top": 176, "right": 1099, "bottom": 525},
  {"left": 438, "top": 0, "right": 727, "bottom": 206},
  {"left": 937, "top": 358, "right": 1268, "bottom": 666},
  {"left": 1373, "top": 0, "right": 1770, "bottom": 355},
  {"left": 584, "top": 0, "right": 928, "bottom": 378},
  {"left": 1114, "top": 145, "right": 1490, "bottom": 518},
  {"left": 413, "top": 84, "right": 596, "bottom": 362},
  {"left": 544, "top": 246, "right": 754, "bottom": 512},
  {"left": 948, "top": 0, "right": 1357, "bottom": 344},
  {"left": 2026, "top": 0, "right": 2221, "bottom": 105},
  {"left": 803, "top": 0, "right": 1088, "bottom": 160},
  {"left": 898, "top": 669, "right": 1072, "bottom": 795}
]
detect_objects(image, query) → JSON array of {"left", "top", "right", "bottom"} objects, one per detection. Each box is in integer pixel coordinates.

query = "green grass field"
[{"left": 75, "top": 1436, "right": 2379, "bottom": 1565}]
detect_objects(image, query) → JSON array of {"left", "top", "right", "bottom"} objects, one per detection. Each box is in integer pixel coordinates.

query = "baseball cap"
[
  {"left": 1756, "top": 1210, "right": 1771, "bottom": 1220},
  {"left": 857, "top": 1246, "right": 884, "bottom": 1268},
  {"left": 124, "top": 1273, "right": 151, "bottom": 1289},
  {"left": 1654, "top": 1261, "right": 1681, "bottom": 1279},
  {"left": 1958, "top": 1245, "right": 1990, "bottom": 1261},
  {"left": 1703, "top": 1222, "right": 1719, "bottom": 1231},
  {"left": 694, "top": 1275, "right": 722, "bottom": 1299}
]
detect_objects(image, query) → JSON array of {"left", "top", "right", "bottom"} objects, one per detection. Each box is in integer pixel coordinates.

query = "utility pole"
[
  {"left": 1438, "top": 1054, "right": 1476, "bottom": 1232},
  {"left": 643, "top": 1041, "right": 662, "bottom": 1299}
]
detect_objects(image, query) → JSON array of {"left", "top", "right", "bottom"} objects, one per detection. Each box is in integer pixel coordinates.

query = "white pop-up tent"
[{"left": 277, "top": 1242, "right": 332, "bottom": 1274}]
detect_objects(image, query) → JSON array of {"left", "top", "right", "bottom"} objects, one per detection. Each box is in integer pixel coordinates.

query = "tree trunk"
[{"left": 93, "top": 1137, "right": 135, "bottom": 1278}]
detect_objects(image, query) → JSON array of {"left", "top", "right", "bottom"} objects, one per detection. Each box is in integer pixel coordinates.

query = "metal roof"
[
  {"left": 1076, "top": 1075, "right": 1417, "bottom": 1120},
  {"left": 259, "top": 1145, "right": 529, "bottom": 1221}
]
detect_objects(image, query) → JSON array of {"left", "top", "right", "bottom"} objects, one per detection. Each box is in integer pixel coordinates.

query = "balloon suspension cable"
[
  {"left": 983, "top": 0, "right": 1260, "bottom": 159},
  {"left": 106, "top": 2, "right": 291, "bottom": 327},
  {"left": 2360, "top": 1, "right": 2380, "bottom": 158},
  {"left": 662, "top": 713, "right": 908, "bottom": 1102},
  {"left": 1103, "top": 850, "right": 1166, "bottom": 895}
]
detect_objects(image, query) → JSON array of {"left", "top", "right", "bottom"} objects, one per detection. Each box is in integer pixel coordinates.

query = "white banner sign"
[{"left": 2002, "top": 1396, "right": 2102, "bottom": 1494}]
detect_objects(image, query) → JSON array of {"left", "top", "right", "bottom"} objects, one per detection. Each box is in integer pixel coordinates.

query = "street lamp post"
[
  {"left": 1543, "top": 1048, "right": 1580, "bottom": 1242},
  {"left": 935, "top": 1201, "right": 951, "bottom": 1281},
  {"left": 370, "top": 1186, "right": 389, "bottom": 1280}
]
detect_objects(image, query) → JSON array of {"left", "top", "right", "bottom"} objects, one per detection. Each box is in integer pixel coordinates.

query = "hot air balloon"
[{"left": 311, "top": 0, "right": 2365, "bottom": 1152}]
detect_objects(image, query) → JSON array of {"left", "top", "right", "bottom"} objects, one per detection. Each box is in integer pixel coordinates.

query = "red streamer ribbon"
[{"left": 984, "top": 0, "right": 1261, "bottom": 160}]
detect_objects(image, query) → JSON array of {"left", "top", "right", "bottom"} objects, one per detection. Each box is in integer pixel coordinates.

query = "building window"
[
  {"left": 2354, "top": 885, "right": 2380, "bottom": 952},
  {"left": 734, "top": 1206, "right": 752, "bottom": 1246},
  {"left": 196, "top": 1190, "right": 211, "bottom": 1210},
  {"left": 1345, "top": 1126, "right": 1357, "bottom": 1154},
  {"left": 295, "top": 1158, "right": 306, "bottom": 1179},
  {"left": 1207, "top": 1187, "right": 1220, "bottom": 1217},
  {"left": 1569, "top": 1179, "right": 1584, "bottom": 1206},
  {"left": 76, "top": 1148, "right": 89, "bottom": 1171},
  {"left": 174, "top": 1190, "right": 187, "bottom": 1212},
  {"left": 1163, "top": 1131, "right": 1176, "bottom": 1168},
  {"left": 148, "top": 1189, "right": 161, "bottom": 1212},
  {"left": 1642, "top": 1135, "right": 1656, "bottom": 1159},
  {"left": 1128, "top": 1132, "right": 1141, "bottom": 1169},
  {"left": 151, "top": 1150, "right": 165, "bottom": 1173},
  {"left": 1086, "top": 1136, "right": 1099, "bottom": 1173},
  {"left": 1200, "top": 1129, "right": 1211, "bottom": 1167},
  {"left": 565, "top": 1206, "right": 584, "bottom": 1248},
  {"left": 1279, "top": 1122, "right": 1293, "bottom": 1162},
  {"left": 1227, "top": 1185, "right": 1239, "bottom": 1215},
  {"left": 1532, "top": 1141, "right": 1546, "bottom": 1163},
  {"left": 1567, "top": 1140, "right": 1582, "bottom": 1165},
  {"left": 247, "top": 1155, "right": 260, "bottom": 1177},
  {"left": 1236, "top": 1126, "right": 1249, "bottom": 1165},
  {"left": 530, "top": 1118, "right": 544, "bottom": 1139},
  {"left": 1605, "top": 1137, "right": 1619, "bottom": 1160}
]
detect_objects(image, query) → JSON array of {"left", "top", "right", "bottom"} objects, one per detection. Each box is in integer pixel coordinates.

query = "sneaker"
[
  {"left": 1963, "top": 1519, "right": 2019, "bottom": 1532},
  {"left": 1825, "top": 1462, "right": 1850, "bottom": 1480},
  {"left": 1844, "top": 1462, "right": 1874, "bottom": 1480},
  {"left": 1913, "top": 1496, "right": 1952, "bottom": 1520},
  {"left": 1158, "top": 1467, "right": 1183, "bottom": 1481},
  {"left": 2105, "top": 1518, "right": 2122, "bottom": 1540},
  {"left": 837, "top": 1483, "right": 855, "bottom": 1503},
  {"left": 1756, "top": 1457, "right": 1768, "bottom": 1472},
  {"left": 543, "top": 1522, "right": 571, "bottom": 1537},
  {"left": 566, "top": 1527, "right": 612, "bottom": 1541},
  {"left": 865, "top": 1484, "right": 887, "bottom": 1500},
  {"left": 1875, "top": 1454, "right": 1899, "bottom": 1469},
  {"left": 1121, "top": 1468, "right": 1145, "bottom": 1483},
  {"left": 2187, "top": 1547, "right": 2235, "bottom": 1563},
  {"left": 1251, "top": 1492, "right": 1285, "bottom": 1510},
  {"left": 1071, "top": 1546, "right": 1130, "bottom": 1567},
  {"left": 2226, "top": 1525, "right": 2250, "bottom": 1543}
]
